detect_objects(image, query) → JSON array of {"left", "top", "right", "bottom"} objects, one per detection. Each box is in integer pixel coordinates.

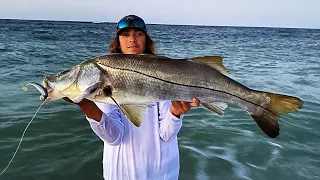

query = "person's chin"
[{"left": 126, "top": 49, "right": 141, "bottom": 54}]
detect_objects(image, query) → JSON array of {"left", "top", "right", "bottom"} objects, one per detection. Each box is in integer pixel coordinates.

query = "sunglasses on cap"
[{"left": 117, "top": 18, "right": 147, "bottom": 32}]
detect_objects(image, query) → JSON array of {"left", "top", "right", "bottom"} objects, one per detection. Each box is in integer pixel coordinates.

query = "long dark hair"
[{"left": 108, "top": 33, "right": 157, "bottom": 55}]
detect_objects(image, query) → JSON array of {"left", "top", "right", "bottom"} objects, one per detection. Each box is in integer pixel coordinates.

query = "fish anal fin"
[
  {"left": 191, "top": 56, "right": 229, "bottom": 74},
  {"left": 202, "top": 102, "right": 228, "bottom": 116},
  {"left": 120, "top": 104, "right": 147, "bottom": 127}
]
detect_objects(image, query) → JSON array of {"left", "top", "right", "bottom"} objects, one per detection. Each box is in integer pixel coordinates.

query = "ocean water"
[{"left": 0, "top": 19, "right": 319, "bottom": 180}]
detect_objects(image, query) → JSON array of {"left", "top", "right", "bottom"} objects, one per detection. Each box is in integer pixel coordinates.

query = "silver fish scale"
[
  {"left": 94, "top": 54, "right": 268, "bottom": 108},
  {"left": 77, "top": 62, "right": 101, "bottom": 92},
  {"left": 100, "top": 65, "right": 214, "bottom": 104},
  {"left": 95, "top": 54, "right": 256, "bottom": 98},
  {"left": 96, "top": 54, "right": 227, "bottom": 89}
]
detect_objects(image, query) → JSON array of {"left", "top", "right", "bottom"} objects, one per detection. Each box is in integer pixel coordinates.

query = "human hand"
[
  {"left": 63, "top": 97, "right": 102, "bottom": 121},
  {"left": 170, "top": 98, "right": 200, "bottom": 118}
]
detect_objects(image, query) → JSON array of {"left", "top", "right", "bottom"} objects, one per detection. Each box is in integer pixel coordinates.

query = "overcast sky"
[{"left": 0, "top": 0, "right": 319, "bottom": 29}]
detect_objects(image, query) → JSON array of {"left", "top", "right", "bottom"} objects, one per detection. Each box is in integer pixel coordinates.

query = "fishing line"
[{"left": 0, "top": 99, "right": 46, "bottom": 176}]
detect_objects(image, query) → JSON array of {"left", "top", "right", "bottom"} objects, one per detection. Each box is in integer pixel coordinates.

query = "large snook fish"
[{"left": 42, "top": 54, "right": 303, "bottom": 138}]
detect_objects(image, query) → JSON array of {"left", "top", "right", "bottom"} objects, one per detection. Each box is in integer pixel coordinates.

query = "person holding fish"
[
  {"left": 7, "top": 11, "right": 303, "bottom": 180},
  {"left": 65, "top": 15, "right": 200, "bottom": 180},
  {"left": 38, "top": 13, "right": 302, "bottom": 180}
]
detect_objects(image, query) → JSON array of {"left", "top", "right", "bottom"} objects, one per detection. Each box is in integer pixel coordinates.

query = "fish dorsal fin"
[
  {"left": 202, "top": 102, "right": 228, "bottom": 116},
  {"left": 119, "top": 104, "right": 147, "bottom": 127},
  {"left": 191, "top": 56, "right": 229, "bottom": 74}
]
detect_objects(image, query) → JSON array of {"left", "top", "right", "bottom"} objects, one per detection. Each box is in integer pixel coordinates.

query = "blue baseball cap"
[{"left": 116, "top": 15, "right": 147, "bottom": 35}]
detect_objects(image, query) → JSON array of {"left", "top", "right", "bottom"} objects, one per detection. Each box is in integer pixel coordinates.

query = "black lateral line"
[{"left": 100, "top": 64, "right": 268, "bottom": 109}]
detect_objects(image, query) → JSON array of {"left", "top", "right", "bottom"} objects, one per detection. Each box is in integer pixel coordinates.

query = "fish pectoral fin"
[
  {"left": 119, "top": 104, "right": 147, "bottom": 127},
  {"left": 73, "top": 83, "right": 100, "bottom": 103},
  {"left": 190, "top": 56, "right": 229, "bottom": 74},
  {"left": 202, "top": 102, "right": 228, "bottom": 116}
]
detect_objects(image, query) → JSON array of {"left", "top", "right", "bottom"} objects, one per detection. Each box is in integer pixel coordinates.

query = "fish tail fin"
[{"left": 251, "top": 93, "right": 303, "bottom": 138}]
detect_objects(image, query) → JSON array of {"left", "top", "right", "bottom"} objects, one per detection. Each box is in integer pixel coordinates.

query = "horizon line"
[{"left": 1, "top": 17, "right": 319, "bottom": 30}]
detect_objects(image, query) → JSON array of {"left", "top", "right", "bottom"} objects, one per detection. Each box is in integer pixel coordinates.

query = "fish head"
[
  {"left": 43, "top": 61, "right": 105, "bottom": 103},
  {"left": 43, "top": 65, "right": 81, "bottom": 101}
]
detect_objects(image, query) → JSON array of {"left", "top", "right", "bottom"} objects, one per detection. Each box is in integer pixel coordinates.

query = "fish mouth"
[
  {"left": 42, "top": 76, "right": 66, "bottom": 101},
  {"left": 43, "top": 76, "right": 55, "bottom": 93}
]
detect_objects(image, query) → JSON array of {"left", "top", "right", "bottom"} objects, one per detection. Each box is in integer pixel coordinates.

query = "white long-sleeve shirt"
[{"left": 86, "top": 100, "right": 184, "bottom": 180}]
